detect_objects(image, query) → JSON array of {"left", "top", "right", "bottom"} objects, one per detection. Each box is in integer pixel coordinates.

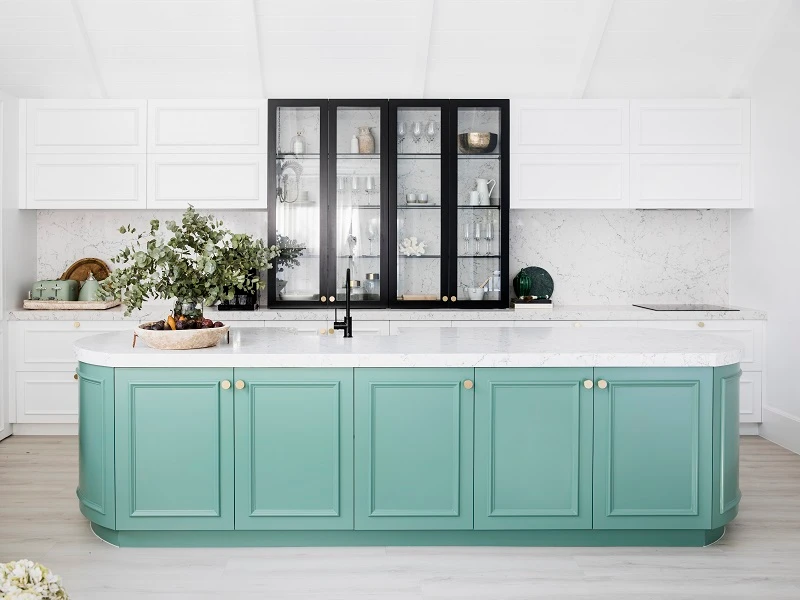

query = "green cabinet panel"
[
  {"left": 234, "top": 368, "right": 354, "bottom": 530},
  {"left": 593, "top": 368, "right": 713, "bottom": 530},
  {"left": 713, "top": 364, "right": 742, "bottom": 528},
  {"left": 355, "top": 368, "right": 474, "bottom": 530},
  {"left": 114, "top": 368, "right": 234, "bottom": 530},
  {"left": 474, "top": 368, "right": 593, "bottom": 530},
  {"left": 77, "top": 363, "right": 115, "bottom": 530}
]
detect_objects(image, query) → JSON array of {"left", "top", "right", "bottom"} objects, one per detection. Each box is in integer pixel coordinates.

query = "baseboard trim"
[
  {"left": 760, "top": 406, "right": 800, "bottom": 455},
  {"left": 12, "top": 423, "right": 78, "bottom": 436},
  {"left": 739, "top": 422, "right": 760, "bottom": 435}
]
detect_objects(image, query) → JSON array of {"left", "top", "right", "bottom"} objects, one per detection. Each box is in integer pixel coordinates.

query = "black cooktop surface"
[{"left": 633, "top": 304, "right": 739, "bottom": 312}]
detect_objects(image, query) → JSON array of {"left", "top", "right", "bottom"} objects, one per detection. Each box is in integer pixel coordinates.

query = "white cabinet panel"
[
  {"left": 26, "top": 100, "right": 146, "bottom": 154},
  {"left": 739, "top": 371, "right": 762, "bottom": 423},
  {"left": 630, "top": 100, "right": 750, "bottom": 154},
  {"left": 147, "top": 154, "right": 266, "bottom": 209},
  {"left": 630, "top": 154, "right": 750, "bottom": 209},
  {"left": 511, "top": 154, "right": 629, "bottom": 209},
  {"left": 26, "top": 154, "right": 146, "bottom": 209},
  {"left": 511, "top": 100, "right": 629, "bottom": 153},
  {"left": 148, "top": 100, "right": 266, "bottom": 153},
  {"left": 14, "top": 372, "right": 79, "bottom": 423}
]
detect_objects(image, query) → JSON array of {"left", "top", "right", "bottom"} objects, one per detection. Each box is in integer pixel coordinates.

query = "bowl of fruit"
[{"left": 134, "top": 315, "right": 229, "bottom": 350}]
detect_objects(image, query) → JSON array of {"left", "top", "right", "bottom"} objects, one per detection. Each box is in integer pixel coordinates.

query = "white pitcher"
[{"left": 475, "top": 178, "right": 496, "bottom": 205}]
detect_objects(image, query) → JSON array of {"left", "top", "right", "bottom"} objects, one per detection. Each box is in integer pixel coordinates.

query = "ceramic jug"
[
  {"left": 78, "top": 272, "right": 101, "bottom": 301},
  {"left": 476, "top": 178, "right": 496, "bottom": 205}
]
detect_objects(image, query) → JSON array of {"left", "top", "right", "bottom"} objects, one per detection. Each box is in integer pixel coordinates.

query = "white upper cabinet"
[
  {"left": 630, "top": 100, "right": 750, "bottom": 154},
  {"left": 26, "top": 100, "right": 146, "bottom": 154},
  {"left": 511, "top": 100, "right": 629, "bottom": 154},
  {"left": 148, "top": 100, "right": 266, "bottom": 153}
]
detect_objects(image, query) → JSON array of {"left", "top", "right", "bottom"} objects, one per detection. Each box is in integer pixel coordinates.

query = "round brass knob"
[
  {"left": 329, "top": 328, "right": 334, "bottom": 334},
  {"left": 697, "top": 321, "right": 705, "bottom": 328},
  {"left": 442, "top": 296, "right": 448, "bottom": 302},
  {"left": 329, "top": 296, "right": 335, "bottom": 303},
  {"left": 73, "top": 321, "right": 81, "bottom": 328},
  {"left": 583, "top": 379, "right": 593, "bottom": 389},
  {"left": 319, "top": 328, "right": 327, "bottom": 335},
  {"left": 463, "top": 380, "right": 474, "bottom": 390},
  {"left": 73, "top": 373, "right": 79, "bottom": 381},
  {"left": 235, "top": 380, "right": 245, "bottom": 390},
  {"left": 320, "top": 297, "right": 327, "bottom": 303},
  {"left": 573, "top": 322, "right": 582, "bottom": 328},
  {"left": 450, "top": 296, "right": 457, "bottom": 302},
  {"left": 221, "top": 380, "right": 231, "bottom": 390},
  {"left": 597, "top": 380, "right": 608, "bottom": 389}
]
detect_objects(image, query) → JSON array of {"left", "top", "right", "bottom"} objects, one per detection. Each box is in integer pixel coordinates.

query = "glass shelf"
[
  {"left": 337, "top": 154, "right": 381, "bottom": 159},
  {"left": 397, "top": 153, "right": 442, "bottom": 160},
  {"left": 458, "top": 255, "right": 501, "bottom": 259},
  {"left": 458, "top": 205, "right": 501, "bottom": 209},
  {"left": 398, "top": 254, "right": 441, "bottom": 258},
  {"left": 276, "top": 153, "right": 321, "bottom": 159},
  {"left": 457, "top": 154, "right": 500, "bottom": 159},
  {"left": 397, "top": 204, "right": 441, "bottom": 209}
]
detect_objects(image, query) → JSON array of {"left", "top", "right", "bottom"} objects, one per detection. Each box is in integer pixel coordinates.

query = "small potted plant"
[{"left": 99, "top": 207, "right": 279, "bottom": 319}]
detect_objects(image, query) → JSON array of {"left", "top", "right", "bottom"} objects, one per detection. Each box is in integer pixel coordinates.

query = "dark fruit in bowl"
[
  {"left": 214, "top": 321, "right": 224, "bottom": 328},
  {"left": 175, "top": 321, "right": 185, "bottom": 330}
]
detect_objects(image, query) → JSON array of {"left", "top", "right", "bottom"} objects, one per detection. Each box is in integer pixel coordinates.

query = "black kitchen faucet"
[{"left": 333, "top": 268, "right": 353, "bottom": 338}]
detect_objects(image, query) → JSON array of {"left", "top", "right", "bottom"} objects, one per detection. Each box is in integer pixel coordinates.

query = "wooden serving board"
[{"left": 23, "top": 299, "right": 121, "bottom": 310}]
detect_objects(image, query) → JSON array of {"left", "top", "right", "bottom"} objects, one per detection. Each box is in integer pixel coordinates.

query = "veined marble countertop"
[
  {"left": 75, "top": 326, "right": 742, "bottom": 368},
  {"left": 12, "top": 304, "right": 767, "bottom": 322}
]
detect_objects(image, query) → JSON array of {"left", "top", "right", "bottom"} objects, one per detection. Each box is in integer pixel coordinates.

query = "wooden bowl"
[{"left": 134, "top": 323, "right": 230, "bottom": 350}]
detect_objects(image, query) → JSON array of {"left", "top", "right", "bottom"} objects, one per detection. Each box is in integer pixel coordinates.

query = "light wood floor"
[{"left": 1, "top": 436, "right": 799, "bottom": 600}]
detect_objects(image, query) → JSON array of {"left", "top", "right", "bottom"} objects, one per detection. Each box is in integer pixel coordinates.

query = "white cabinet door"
[
  {"left": 26, "top": 100, "right": 146, "bottom": 154},
  {"left": 630, "top": 154, "right": 750, "bottom": 209},
  {"left": 511, "top": 154, "right": 629, "bottom": 209},
  {"left": 26, "top": 154, "right": 146, "bottom": 209},
  {"left": 147, "top": 154, "right": 266, "bottom": 209},
  {"left": 148, "top": 100, "right": 266, "bottom": 153},
  {"left": 13, "top": 371, "right": 80, "bottom": 424},
  {"left": 511, "top": 100, "right": 629, "bottom": 153},
  {"left": 630, "top": 100, "right": 750, "bottom": 154},
  {"left": 738, "top": 371, "right": 763, "bottom": 423}
]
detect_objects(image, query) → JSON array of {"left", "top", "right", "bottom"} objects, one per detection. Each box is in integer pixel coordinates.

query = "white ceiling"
[{"left": 0, "top": 0, "right": 795, "bottom": 99}]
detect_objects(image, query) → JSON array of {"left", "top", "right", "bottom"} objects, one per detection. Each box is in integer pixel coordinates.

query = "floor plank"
[{"left": 1, "top": 435, "right": 799, "bottom": 599}]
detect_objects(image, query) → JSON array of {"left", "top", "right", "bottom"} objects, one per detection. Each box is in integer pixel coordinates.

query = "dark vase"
[{"left": 513, "top": 271, "right": 533, "bottom": 298}]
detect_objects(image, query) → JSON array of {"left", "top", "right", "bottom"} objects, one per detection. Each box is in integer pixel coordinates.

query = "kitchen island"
[{"left": 74, "top": 327, "right": 742, "bottom": 547}]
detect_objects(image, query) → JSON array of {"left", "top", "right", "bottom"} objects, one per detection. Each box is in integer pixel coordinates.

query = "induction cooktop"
[{"left": 633, "top": 304, "right": 739, "bottom": 312}]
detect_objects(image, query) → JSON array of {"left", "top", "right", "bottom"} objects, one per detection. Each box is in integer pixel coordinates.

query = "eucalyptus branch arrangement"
[
  {"left": 274, "top": 234, "right": 306, "bottom": 274},
  {"left": 98, "top": 207, "right": 279, "bottom": 315}
]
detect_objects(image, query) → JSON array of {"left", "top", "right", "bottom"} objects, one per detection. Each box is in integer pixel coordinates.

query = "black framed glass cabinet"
[{"left": 267, "top": 99, "right": 509, "bottom": 309}]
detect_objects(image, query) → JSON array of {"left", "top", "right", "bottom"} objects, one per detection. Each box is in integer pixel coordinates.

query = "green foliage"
[
  {"left": 98, "top": 207, "right": 279, "bottom": 315},
  {"left": 274, "top": 234, "right": 306, "bottom": 274}
]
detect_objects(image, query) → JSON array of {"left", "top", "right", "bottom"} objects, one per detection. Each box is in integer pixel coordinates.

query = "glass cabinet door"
[
  {"left": 452, "top": 102, "right": 509, "bottom": 306},
  {"left": 330, "top": 101, "right": 388, "bottom": 306},
  {"left": 268, "top": 101, "right": 328, "bottom": 306},
  {"left": 389, "top": 101, "right": 449, "bottom": 306}
]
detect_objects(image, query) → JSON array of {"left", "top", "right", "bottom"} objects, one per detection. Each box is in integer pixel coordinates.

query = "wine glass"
[
  {"left": 368, "top": 218, "right": 379, "bottom": 255},
  {"left": 425, "top": 121, "right": 436, "bottom": 148},
  {"left": 463, "top": 222, "right": 471, "bottom": 255},
  {"left": 397, "top": 121, "right": 407, "bottom": 153},
  {"left": 473, "top": 222, "right": 481, "bottom": 255},
  {"left": 351, "top": 175, "right": 360, "bottom": 204},
  {"left": 364, "top": 175, "right": 375, "bottom": 206},
  {"left": 484, "top": 220, "right": 493, "bottom": 255},
  {"left": 411, "top": 121, "right": 423, "bottom": 146}
]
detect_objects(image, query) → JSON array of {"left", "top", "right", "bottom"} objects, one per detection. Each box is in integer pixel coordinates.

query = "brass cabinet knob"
[
  {"left": 221, "top": 380, "right": 231, "bottom": 390},
  {"left": 235, "top": 380, "right": 245, "bottom": 390},
  {"left": 583, "top": 379, "right": 593, "bottom": 389},
  {"left": 73, "top": 321, "right": 81, "bottom": 328},
  {"left": 328, "top": 328, "right": 334, "bottom": 334},
  {"left": 329, "top": 296, "right": 335, "bottom": 303},
  {"left": 319, "top": 328, "right": 327, "bottom": 335},
  {"left": 463, "top": 380, "right": 474, "bottom": 390},
  {"left": 697, "top": 321, "right": 705, "bottom": 328},
  {"left": 442, "top": 296, "right": 448, "bottom": 302},
  {"left": 597, "top": 379, "right": 608, "bottom": 389},
  {"left": 320, "top": 297, "right": 327, "bottom": 303},
  {"left": 73, "top": 373, "right": 79, "bottom": 381},
  {"left": 573, "top": 322, "right": 582, "bottom": 328},
  {"left": 450, "top": 296, "right": 457, "bottom": 302}
]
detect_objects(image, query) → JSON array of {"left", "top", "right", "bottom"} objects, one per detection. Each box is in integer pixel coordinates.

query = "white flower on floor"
[
  {"left": 398, "top": 236, "right": 426, "bottom": 257},
  {"left": 0, "top": 560, "right": 69, "bottom": 599}
]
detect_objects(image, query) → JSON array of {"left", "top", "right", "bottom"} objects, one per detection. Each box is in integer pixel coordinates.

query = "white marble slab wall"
[{"left": 36, "top": 209, "right": 729, "bottom": 306}]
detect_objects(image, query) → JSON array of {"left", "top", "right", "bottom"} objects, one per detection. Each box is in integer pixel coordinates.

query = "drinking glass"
[
  {"left": 368, "top": 218, "right": 379, "bottom": 255},
  {"left": 411, "top": 121, "right": 423, "bottom": 146},
  {"left": 484, "top": 220, "right": 493, "bottom": 255},
  {"left": 351, "top": 175, "right": 359, "bottom": 203},
  {"left": 364, "top": 175, "right": 375, "bottom": 206},
  {"left": 397, "top": 121, "right": 407, "bottom": 153},
  {"left": 473, "top": 222, "right": 481, "bottom": 255},
  {"left": 463, "top": 222, "right": 471, "bottom": 255},
  {"left": 425, "top": 120, "right": 436, "bottom": 145}
]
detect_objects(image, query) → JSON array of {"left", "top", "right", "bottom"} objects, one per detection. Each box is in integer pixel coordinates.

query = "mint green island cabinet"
[{"left": 77, "top": 360, "right": 741, "bottom": 548}]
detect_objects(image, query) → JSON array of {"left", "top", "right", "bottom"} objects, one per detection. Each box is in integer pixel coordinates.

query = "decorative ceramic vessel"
[
  {"left": 135, "top": 323, "right": 229, "bottom": 350},
  {"left": 357, "top": 126, "right": 375, "bottom": 154}
]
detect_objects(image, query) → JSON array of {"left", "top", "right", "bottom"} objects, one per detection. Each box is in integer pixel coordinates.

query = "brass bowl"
[{"left": 457, "top": 132, "right": 498, "bottom": 154}]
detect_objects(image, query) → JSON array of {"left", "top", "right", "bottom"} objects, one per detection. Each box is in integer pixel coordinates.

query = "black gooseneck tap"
[{"left": 333, "top": 268, "right": 353, "bottom": 338}]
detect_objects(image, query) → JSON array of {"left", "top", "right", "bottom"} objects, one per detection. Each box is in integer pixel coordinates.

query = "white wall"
[{"left": 731, "top": 5, "right": 800, "bottom": 453}]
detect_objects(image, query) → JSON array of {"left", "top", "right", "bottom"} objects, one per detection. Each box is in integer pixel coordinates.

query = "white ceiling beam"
[
  {"left": 412, "top": 0, "right": 435, "bottom": 98},
  {"left": 570, "top": 0, "right": 614, "bottom": 99},
  {"left": 726, "top": 0, "right": 792, "bottom": 98},
  {"left": 240, "top": 0, "right": 265, "bottom": 98},
  {"left": 65, "top": 0, "right": 106, "bottom": 99}
]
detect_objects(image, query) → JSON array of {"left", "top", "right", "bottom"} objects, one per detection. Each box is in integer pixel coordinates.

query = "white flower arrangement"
[
  {"left": 398, "top": 236, "right": 426, "bottom": 257},
  {"left": 0, "top": 560, "right": 69, "bottom": 599}
]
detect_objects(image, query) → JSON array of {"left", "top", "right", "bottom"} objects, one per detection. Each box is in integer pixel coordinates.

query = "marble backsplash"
[{"left": 36, "top": 209, "right": 729, "bottom": 306}]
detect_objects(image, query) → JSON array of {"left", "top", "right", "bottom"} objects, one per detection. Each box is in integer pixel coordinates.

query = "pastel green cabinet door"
[
  {"left": 474, "top": 368, "right": 593, "bottom": 530},
  {"left": 355, "top": 368, "right": 474, "bottom": 530},
  {"left": 234, "top": 368, "right": 354, "bottom": 530},
  {"left": 77, "top": 363, "right": 115, "bottom": 530},
  {"left": 114, "top": 368, "right": 234, "bottom": 530},
  {"left": 713, "top": 364, "right": 741, "bottom": 528},
  {"left": 593, "top": 368, "right": 713, "bottom": 530}
]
